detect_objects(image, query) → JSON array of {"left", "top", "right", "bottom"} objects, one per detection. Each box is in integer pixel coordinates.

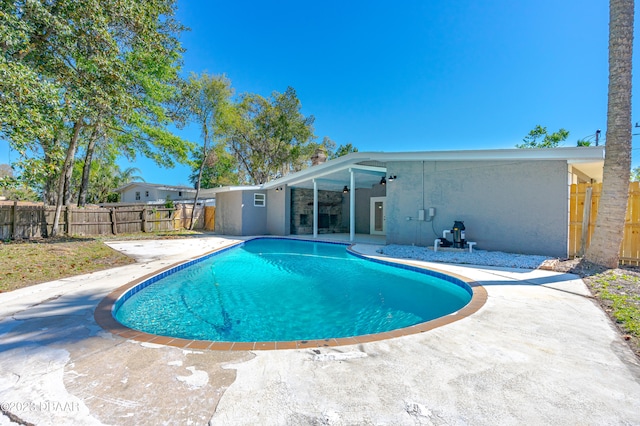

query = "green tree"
[
  {"left": 331, "top": 143, "right": 359, "bottom": 159},
  {"left": 0, "top": 163, "right": 39, "bottom": 201},
  {"left": 177, "top": 73, "right": 235, "bottom": 228},
  {"left": 0, "top": 164, "right": 11, "bottom": 179},
  {"left": 516, "top": 125, "right": 570, "bottom": 148},
  {"left": 315, "top": 137, "right": 358, "bottom": 160},
  {"left": 95, "top": 163, "right": 145, "bottom": 204},
  {"left": 229, "top": 87, "right": 315, "bottom": 184},
  {"left": 320, "top": 136, "right": 336, "bottom": 155},
  {"left": 189, "top": 143, "right": 239, "bottom": 188},
  {"left": 584, "top": 0, "right": 634, "bottom": 268},
  {"left": 1, "top": 0, "right": 190, "bottom": 235},
  {"left": 631, "top": 166, "right": 640, "bottom": 182}
]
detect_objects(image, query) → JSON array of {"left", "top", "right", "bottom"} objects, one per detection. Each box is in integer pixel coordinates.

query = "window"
[
  {"left": 135, "top": 191, "right": 141, "bottom": 201},
  {"left": 178, "top": 191, "right": 182, "bottom": 197},
  {"left": 254, "top": 193, "right": 266, "bottom": 207}
]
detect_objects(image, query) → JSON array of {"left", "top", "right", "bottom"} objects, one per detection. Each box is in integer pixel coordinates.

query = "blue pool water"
[{"left": 114, "top": 238, "right": 472, "bottom": 342}]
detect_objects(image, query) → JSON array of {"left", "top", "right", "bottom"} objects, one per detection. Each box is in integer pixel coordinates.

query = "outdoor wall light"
[
  {"left": 343, "top": 186, "right": 349, "bottom": 194},
  {"left": 380, "top": 177, "right": 386, "bottom": 186},
  {"left": 388, "top": 175, "right": 397, "bottom": 181},
  {"left": 275, "top": 186, "right": 283, "bottom": 191}
]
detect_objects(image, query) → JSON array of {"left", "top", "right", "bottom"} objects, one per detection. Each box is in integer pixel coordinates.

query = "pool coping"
[{"left": 94, "top": 238, "right": 488, "bottom": 351}]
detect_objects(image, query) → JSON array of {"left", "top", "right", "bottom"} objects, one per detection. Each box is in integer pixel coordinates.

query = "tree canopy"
[
  {"left": 331, "top": 142, "right": 359, "bottom": 159},
  {"left": 516, "top": 125, "right": 570, "bottom": 148},
  {"left": 1, "top": 0, "right": 191, "bottom": 233},
  {"left": 229, "top": 87, "right": 316, "bottom": 184},
  {"left": 1, "top": 1, "right": 344, "bottom": 218}
]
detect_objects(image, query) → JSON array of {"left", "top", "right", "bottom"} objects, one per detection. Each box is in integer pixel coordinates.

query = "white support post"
[
  {"left": 349, "top": 169, "right": 355, "bottom": 242},
  {"left": 313, "top": 179, "right": 318, "bottom": 238}
]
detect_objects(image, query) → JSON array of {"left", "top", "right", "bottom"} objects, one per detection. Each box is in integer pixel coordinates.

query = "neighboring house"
[
  {"left": 114, "top": 183, "right": 198, "bottom": 204},
  {"left": 210, "top": 147, "right": 605, "bottom": 257}
]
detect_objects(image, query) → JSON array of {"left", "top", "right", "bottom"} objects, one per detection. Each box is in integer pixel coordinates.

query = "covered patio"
[{"left": 263, "top": 160, "right": 389, "bottom": 242}]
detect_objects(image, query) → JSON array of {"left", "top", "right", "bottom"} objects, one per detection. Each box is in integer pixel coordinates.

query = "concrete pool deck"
[{"left": 1, "top": 236, "right": 639, "bottom": 425}]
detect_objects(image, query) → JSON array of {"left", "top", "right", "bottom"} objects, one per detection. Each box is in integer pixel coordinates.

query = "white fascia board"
[
  {"left": 367, "top": 146, "right": 605, "bottom": 162},
  {"left": 205, "top": 185, "right": 262, "bottom": 194}
]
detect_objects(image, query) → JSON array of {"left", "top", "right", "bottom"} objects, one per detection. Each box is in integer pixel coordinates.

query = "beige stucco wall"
[
  {"left": 214, "top": 191, "right": 243, "bottom": 235},
  {"left": 385, "top": 160, "right": 569, "bottom": 257},
  {"left": 266, "top": 187, "right": 290, "bottom": 235}
]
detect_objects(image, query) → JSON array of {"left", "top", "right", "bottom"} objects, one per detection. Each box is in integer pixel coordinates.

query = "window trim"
[{"left": 254, "top": 193, "right": 266, "bottom": 207}]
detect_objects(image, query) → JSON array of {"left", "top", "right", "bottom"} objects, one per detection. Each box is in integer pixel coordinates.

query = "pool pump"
[
  {"left": 451, "top": 221, "right": 466, "bottom": 249},
  {"left": 436, "top": 220, "right": 467, "bottom": 249},
  {"left": 435, "top": 221, "right": 476, "bottom": 253}
]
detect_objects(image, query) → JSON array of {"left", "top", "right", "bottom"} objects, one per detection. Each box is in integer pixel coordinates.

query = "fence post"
[
  {"left": 142, "top": 207, "right": 147, "bottom": 232},
  {"left": 578, "top": 186, "right": 593, "bottom": 257},
  {"left": 170, "top": 207, "right": 177, "bottom": 231},
  {"left": 10, "top": 201, "right": 17, "bottom": 240},
  {"left": 110, "top": 208, "right": 118, "bottom": 235},
  {"left": 65, "top": 206, "right": 71, "bottom": 236}
]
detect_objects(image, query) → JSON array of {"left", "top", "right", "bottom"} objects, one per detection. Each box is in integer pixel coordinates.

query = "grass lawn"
[{"left": 0, "top": 231, "right": 202, "bottom": 292}]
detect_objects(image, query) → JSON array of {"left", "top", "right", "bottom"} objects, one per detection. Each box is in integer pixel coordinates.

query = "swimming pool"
[{"left": 113, "top": 238, "right": 473, "bottom": 343}]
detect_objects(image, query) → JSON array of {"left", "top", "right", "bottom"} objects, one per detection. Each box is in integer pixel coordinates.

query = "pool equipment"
[
  {"left": 434, "top": 221, "right": 476, "bottom": 253},
  {"left": 451, "top": 221, "right": 466, "bottom": 248}
]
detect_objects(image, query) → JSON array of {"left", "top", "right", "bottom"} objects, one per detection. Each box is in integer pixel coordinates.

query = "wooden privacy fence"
[
  {"left": 569, "top": 182, "right": 640, "bottom": 265},
  {"left": 0, "top": 203, "right": 210, "bottom": 240},
  {"left": 204, "top": 206, "right": 215, "bottom": 231}
]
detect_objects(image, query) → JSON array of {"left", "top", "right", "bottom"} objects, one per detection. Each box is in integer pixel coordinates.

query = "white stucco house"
[
  {"left": 208, "top": 146, "right": 605, "bottom": 258},
  {"left": 114, "top": 183, "right": 198, "bottom": 204}
]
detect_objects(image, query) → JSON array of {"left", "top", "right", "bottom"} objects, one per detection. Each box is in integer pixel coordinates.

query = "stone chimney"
[{"left": 311, "top": 148, "right": 327, "bottom": 166}]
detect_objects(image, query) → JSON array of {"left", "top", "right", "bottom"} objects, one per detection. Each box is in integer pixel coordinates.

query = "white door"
[{"left": 370, "top": 197, "right": 386, "bottom": 235}]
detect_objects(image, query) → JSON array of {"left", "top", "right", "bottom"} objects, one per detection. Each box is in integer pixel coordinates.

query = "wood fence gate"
[{"left": 569, "top": 182, "right": 640, "bottom": 265}]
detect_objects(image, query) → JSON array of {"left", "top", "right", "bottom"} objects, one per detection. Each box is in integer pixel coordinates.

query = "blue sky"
[{"left": 1, "top": 0, "right": 637, "bottom": 186}]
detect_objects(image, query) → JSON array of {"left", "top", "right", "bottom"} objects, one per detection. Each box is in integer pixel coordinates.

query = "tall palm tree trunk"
[{"left": 584, "top": 0, "right": 634, "bottom": 268}]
